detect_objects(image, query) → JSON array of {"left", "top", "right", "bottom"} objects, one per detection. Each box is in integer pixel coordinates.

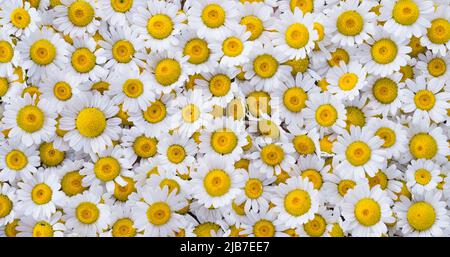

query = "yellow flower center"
[
  {"left": 232, "top": 200, "right": 246, "bottom": 216},
  {"left": 240, "top": 15, "right": 263, "bottom": 41},
  {"left": 283, "top": 87, "right": 307, "bottom": 112},
  {"left": 204, "top": 169, "right": 231, "bottom": 197},
  {"left": 194, "top": 222, "right": 220, "bottom": 237},
  {"left": 285, "top": 57, "right": 310, "bottom": 76},
  {"left": 367, "top": 170, "right": 388, "bottom": 190},
  {"left": 210, "top": 129, "right": 238, "bottom": 155},
  {"left": 409, "top": 133, "right": 438, "bottom": 159},
  {"left": 293, "top": 135, "right": 315, "bottom": 155},
  {"left": 143, "top": 100, "right": 166, "bottom": 123},
  {"left": 154, "top": 58, "right": 181, "bottom": 86},
  {"left": 32, "top": 221, "right": 54, "bottom": 237},
  {"left": 61, "top": 171, "right": 86, "bottom": 196},
  {"left": 284, "top": 189, "right": 311, "bottom": 217},
  {"left": 371, "top": 39, "right": 398, "bottom": 64},
  {"left": 0, "top": 41, "right": 14, "bottom": 63},
  {"left": 414, "top": 90, "right": 436, "bottom": 111},
  {"left": 30, "top": 39, "right": 56, "bottom": 66},
  {"left": 39, "top": 142, "right": 65, "bottom": 167},
  {"left": 303, "top": 214, "right": 327, "bottom": 237},
  {"left": 338, "top": 180, "right": 356, "bottom": 196},
  {"left": 372, "top": 78, "right": 398, "bottom": 104},
  {"left": 6, "top": 150, "right": 29, "bottom": 170},
  {"left": 345, "top": 106, "right": 366, "bottom": 130},
  {"left": 68, "top": 0, "right": 95, "bottom": 27},
  {"left": 94, "top": 157, "right": 121, "bottom": 182},
  {"left": 301, "top": 169, "right": 323, "bottom": 190},
  {"left": 245, "top": 178, "right": 263, "bottom": 199},
  {"left": 31, "top": 183, "right": 53, "bottom": 205},
  {"left": 159, "top": 178, "right": 180, "bottom": 194},
  {"left": 10, "top": 8, "right": 31, "bottom": 29},
  {"left": 209, "top": 74, "right": 231, "bottom": 97},
  {"left": 4, "top": 219, "right": 19, "bottom": 237},
  {"left": 253, "top": 54, "right": 278, "bottom": 78},
  {"left": 253, "top": 220, "right": 275, "bottom": 237},
  {"left": 336, "top": 11, "right": 364, "bottom": 36},
  {"left": 52, "top": 81, "right": 73, "bottom": 101},
  {"left": 112, "top": 40, "right": 134, "bottom": 63},
  {"left": 285, "top": 23, "right": 310, "bottom": 49},
  {"left": 315, "top": 104, "right": 338, "bottom": 127},
  {"left": 407, "top": 201, "right": 436, "bottom": 231},
  {"left": 133, "top": 136, "right": 157, "bottom": 158},
  {"left": 147, "top": 14, "right": 173, "bottom": 40},
  {"left": 110, "top": 0, "right": 133, "bottom": 13},
  {"left": 329, "top": 223, "right": 345, "bottom": 237},
  {"left": 76, "top": 107, "right": 107, "bottom": 138},
  {"left": 338, "top": 73, "right": 358, "bottom": 91},
  {"left": 91, "top": 81, "right": 110, "bottom": 93},
  {"left": 113, "top": 176, "right": 135, "bottom": 201},
  {"left": 0, "top": 195, "right": 13, "bottom": 218},
  {"left": 122, "top": 79, "right": 143, "bottom": 98},
  {"left": 184, "top": 38, "right": 210, "bottom": 65},
  {"left": 313, "top": 22, "right": 325, "bottom": 43},
  {"left": 257, "top": 119, "right": 280, "bottom": 139},
  {"left": 375, "top": 127, "right": 397, "bottom": 148},
  {"left": 400, "top": 65, "right": 414, "bottom": 82},
  {"left": 76, "top": 202, "right": 100, "bottom": 224},
  {"left": 201, "top": 4, "right": 225, "bottom": 28},
  {"left": 354, "top": 198, "right": 381, "bottom": 226},
  {"left": 408, "top": 36, "right": 426, "bottom": 57},
  {"left": 289, "top": 0, "right": 314, "bottom": 14},
  {"left": 17, "top": 105, "right": 45, "bottom": 133},
  {"left": 181, "top": 104, "right": 200, "bottom": 123},
  {"left": 71, "top": 48, "right": 96, "bottom": 73},
  {"left": 427, "top": 18, "right": 450, "bottom": 45},
  {"left": 328, "top": 48, "right": 350, "bottom": 67},
  {"left": 0, "top": 77, "right": 9, "bottom": 97},
  {"left": 346, "top": 141, "right": 371, "bottom": 166},
  {"left": 427, "top": 58, "right": 446, "bottom": 77},
  {"left": 167, "top": 144, "right": 186, "bottom": 164},
  {"left": 392, "top": 0, "right": 419, "bottom": 26},
  {"left": 261, "top": 144, "right": 284, "bottom": 166},
  {"left": 112, "top": 218, "right": 136, "bottom": 237},
  {"left": 320, "top": 136, "right": 334, "bottom": 154},
  {"left": 414, "top": 168, "right": 432, "bottom": 185},
  {"left": 247, "top": 91, "right": 271, "bottom": 117},
  {"left": 222, "top": 37, "right": 244, "bottom": 57}
]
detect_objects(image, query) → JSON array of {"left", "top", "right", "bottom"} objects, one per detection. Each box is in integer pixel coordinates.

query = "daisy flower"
[
  {"left": 285, "top": 125, "right": 321, "bottom": 158},
  {"left": 211, "top": 24, "right": 254, "bottom": 67},
  {"left": 39, "top": 70, "right": 81, "bottom": 113},
  {"left": 276, "top": 0, "right": 326, "bottom": 15},
  {"left": 295, "top": 154, "right": 331, "bottom": 197},
  {"left": 57, "top": 159, "right": 88, "bottom": 199},
  {"left": 237, "top": 2, "right": 274, "bottom": 44},
  {"left": 0, "top": 31, "right": 21, "bottom": 76},
  {"left": 53, "top": 0, "right": 101, "bottom": 37},
  {"left": 250, "top": 137, "right": 295, "bottom": 176},
  {"left": 366, "top": 117, "right": 407, "bottom": 160},
  {"left": 420, "top": 4, "right": 450, "bottom": 56},
  {"left": 240, "top": 207, "right": 288, "bottom": 237},
  {"left": 0, "top": 183, "right": 17, "bottom": 226},
  {"left": 147, "top": 169, "right": 188, "bottom": 198},
  {"left": 120, "top": 127, "right": 159, "bottom": 164},
  {"left": 16, "top": 211, "right": 65, "bottom": 237},
  {"left": 101, "top": 204, "right": 137, "bottom": 237},
  {"left": 295, "top": 206, "right": 335, "bottom": 237},
  {"left": 405, "top": 159, "right": 442, "bottom": 195},
  {"left": 157, "top": 132, "right": 197, "bottom": 175},
  {"left": 326, "top": 61, "right": 367, "bottom": 101},
  {"left": 98, "top": 0, "right": 145, "bottom": 27},
  {"left": 366, "top": 163, "right": 403, "bottom": 201},
  {"left": 0, "top": 0, "right": 41, "bottom": 38},
  {"left": 322, "top": 171, "right": 368, "bottom": 207}
]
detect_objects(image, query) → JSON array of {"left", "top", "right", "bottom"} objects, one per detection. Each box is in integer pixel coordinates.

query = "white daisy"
[
  {"left": 211, "top": 24, "right": 254, "bottom": 67},
  {"left": 0, "top": 31, "right": 21, "bottom": 76},
  {"left": 326, "top": 61, "right": 367, "bottom": 101},
  {"left": 39, "top": 69, "right": 81, "bottom": 113},
  {"left": 120, "top": 126, "right": 159, "bottom": 163},
  {"left": 366, "top": 117, "right": 407, "bottom": 160},
  {"left": 420, "top": 4, "right": 450, "bottom": 56},
  {"left": 98, "top": 0, "right": 145, "bottom": 27},
  {"left": 322, "top": 171, "right": 368, "bottom": 207},
  {"left": 53, "top": 0, "right": 101, "bottom": 37},
  {"left": 240, "top": 207, "right": 288, "bottom": 237},
  {"left": 0, "top": 0, "right": 41, "bottom": 38},
  {"left": 157, "top": 132, "right": 197, "bottom": 175},
  {"left": 0, "top": 183, "right": 17, "bottom": 226},
  {"left": 405, "top": 159, "right": 442, "bottom": 195},
  {"left": 16, "top": 211, "right": 65, "bottom": 237}
]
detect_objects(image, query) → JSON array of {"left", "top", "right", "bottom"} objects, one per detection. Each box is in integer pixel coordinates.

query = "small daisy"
[
  {"left": 0, "top": 139, "right": 39, "bottom": 183},
  {"left": 250, "top": 137, "right": 296, "bottom": 176},
  {"left": 322, "top": 171, "right": 368, "bottom": 207},
  {"left": 366, "top": 163, "right": 403, "bottom": 201},
  {"left": 0, "top": 0, "right": 41, "bottom": 38},
  {"left": 420, "top": 4, "right": 450, "bottom": 56},
  {"left": 326, "top": 61, "right": 367, "bottom": 101},
  {"left": 120, "top": 127, "right": 159, "bottom": 163},
  {"left": 366, "top": 117, "right": 407, "bottom": 160},
  {"left": 53, "top": 0, "right": 101, "bottom": 37},
  {"left": 276, "top": 0, "right": 326, "bottom": 15},
  {"left": 157, "top": 132, "right": 197, "bottom": 175},
  {"left": 101, "top": 204, "right": 137, "bottom": 237},
  {"left": 147, "top": 169, "right": 188, "bottom": 198},
  {"left": 415, "top": 51, "right": 450, "bottom": 86},
  {"left": 146, "top": 50, "right": 188, "bottom": 94},
  {"left": 98, "top": 0, "right": 145, "bottom": 27},
  {"left": 0, "top": 31, "right": 20, "bottom": 76},
  {"left": 211, "top": 24, "right": 254, "bottom": 67},
  {"left": 16, "top": 211, "right": 65, "bottom": 237},
  {"left": 295, "top": 206, "right": 335, "bottom": 237},
  {"left": 295, "top": 155, "right": 331, "bottom": 197},
  {"left": 0, "top": 183, "right": 17, "bottom": 226},
  {"left": 237, "top": 2, "right": 274, "bottom": 44},
  {"left": 285, "top": 125, "right": 321, "bottom": 158},
  {"left": 240, "top": 207, "right": 288, "bottom": 237},
  {"left": 405, "top": 159, "right": 442, "bottom": 195},
  {"left": 57, "top": 160, "right": 88, "bottom": 199},
  {"left": 39, "top": 70, "right": 81, "bottom": 113}
]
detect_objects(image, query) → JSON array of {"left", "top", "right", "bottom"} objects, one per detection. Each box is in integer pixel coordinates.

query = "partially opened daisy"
[
  {"left": 415, "top": 51, "right": 450, "bottom": 86},
  {"left": 402, "top": 76, "right": 449, "bottom": 123},
  {"left": 39, "top": 70, "right": 81, "bottom": 114},
  {"left": 394, "top": 190, "right": 449, "bottom": 237},
  {"left": 271, "top": 176, "right": 319, "bottom": 228},
  {"left": 157, "top": 132, "right": 197, "bottom": 175},
  {"left": 326, "top": 61, "right": 367, "bottom": 101},
  {"left": 0, "top": 73, "right": 23, "bottom": 102},
  {"left": 0, "top": 31, "right": 20, "bottom": 77},
  {"left": 16, "top": 211, "right": 65, "bottom": 237},
  {"left": 211, "top": 24, "right": 253, "bottom": 67},
  {"left": 324, "top": 0, "right": 377, "bottom": 47},
  {"left": 3, "top": 93, "right": 57, "bottom": 147},
  {"left": 366, "top": 117, "right": 407, "bottom": 160},
  {"left": 98, "top": 0, "right": 145, "bottom": 27},
  {"left": 101, "top": 204, "right": 137, "bottom": 237},
  {"left": 59, "top": 92, "right": 121, "bottom": 154},
  {"left": 420, "top": 4, "right": 450, "bottom": 56},
  {"left": 237, "top": 2, "right": 274, "bottom": 44},
  {"left": 366, "top": 163, "right": 403, "bottom": 201},
  {"left": 405, "top": 159, "right": 442, "bottom": 195},
  {"left": 379, "top": 0, "right": 433, "bottom": 39},
  {"left": 0, "top": 139, "right": 39, "bottom": 183},
  {"left": 146, "top": 50, "right": 188, "bottom": 94},
  {"left": 53, "top": 0, "right": 101, "bottom": 37},
  {"left": 190, "top": 155, "right": 244, "bottom": 208},
  {"left": 0, "top": 0, "right": 40, "bottom": 38},
  {"left": 0, "top": 183, "right": 17, "bottom": 226},
  {"left": 341, "top": 184, "right": 394, "bottom": 237},
  {"left": 16, "top": 169, "right": 63, "bottom": 220},
  {"left": 240, "top": 207, "right": 288, "bottom": 237},
  {"left": 147, "top": 169, "right": 188, "bottom": 199},
  {"left": 131, "top": 186, "right": 186, "bottom": 236}
]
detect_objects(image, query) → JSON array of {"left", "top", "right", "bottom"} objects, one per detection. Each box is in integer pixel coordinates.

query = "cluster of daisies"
[{"left": 0, "top": 0, "right": 449, "bottom": 238}]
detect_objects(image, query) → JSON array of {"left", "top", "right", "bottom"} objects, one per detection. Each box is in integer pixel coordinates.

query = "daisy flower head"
[
  {"left": 39, "top": 70, "right": 81, "bottom": 114},
  {"left": 0, "top": 0, "right": 41, "bottom": 38},
  {"left": 0, "top": 183, "right": 17, "bottom": 226},
  {"left": 59, "top": 92, "right": 121, "bottom": 154},
  {"left": 420, "top": 4, "right": 450, "bottom": 56},
  {"left": 322, "top": 171, "right": 368, "bottom": 207},
  {"left": 0, "top": 31, "right": 21, "bottom": 77},
  {"left": 295, "top": 206, "right": 336, "bottom": 237},
  {"left": 276, "top": 0, "right": 326, "bottom": 15},
  {"left": 57, "top": 159, "right": 88, "bottom": 199},
  {"left": 285, "top": 125, "right": 321, "bottom": 158},
  {"left": 405, "top": 159, "right": 442, "bottom": 195},
  {"left": 16, "top": 211, "right": 65, "bottom": 237},
  {"left": 240, "top": 206, "right": 288, "bottom": 237},
  {"left": 120, "top": 127, "right": 159, "bottom": 163},
  {"left": 0, "top": 139, "right": 40, "bottom": 183},
  {"left": 250, "top": 136, "right": 296, "bottom": 176},
  {"left": 415, "top": 51, "right": 450, "bottom": 86},
  {"left": 394, "top": 190, "right": 449, "bottom": 237},
  {"left": 366, "top": 117, "right": 408, "bottom": 160},
  {"left": 237, "top": 2, "right": 274, "bottom": 44},
  {"left": 101, "top": 203, "right": 137, "bottom": 237},
  {"left": 326, "top": 61, "right": 367, "bottom": 101},
  {"left": 53, "top": 0, "right": 101, "bottom": 37},
  {"left": 295, "top": 154, "right": 331, "bottom": 197},
  {"left": 157, "top": 132, "right": 197, "bottom": 175},
  {"left": 98, "top": 0, "right": 145, "bottom": 27}
]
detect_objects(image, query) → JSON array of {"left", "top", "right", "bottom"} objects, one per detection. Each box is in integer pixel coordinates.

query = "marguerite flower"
[{"left": 53, "top": 0, "right": 100, "bottom": 37}]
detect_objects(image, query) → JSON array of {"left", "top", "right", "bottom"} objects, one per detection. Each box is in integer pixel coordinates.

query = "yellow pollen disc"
[
  {"left": 159, "top": 178, "right": 180, "bottom": 194},
  {"left": 201, "top": 4, "right": 225, "bottom": 28},
  {"left": 133, "top": 136, "right": 157, "bottom": 158},
  {"left": 203, "top": 169, "right": 231, "bottom": 197},
  {"left": 409, "top": 133, "right": 438, "bottom": 159},
  {"left": 408, "top": 36, "right": 426, "bottom": 57},
  {"left": 338, "top": 180, "right": 356, "bottom": 196},
  {"left": 303, "top": 214, "right": 326, "bottom": 237},
  {"left": 293, "top": 135, "right": 315, "bottom": 155},
  {"left": 427, "top": 58, "right": 446, "bottom": 77},
  {"left": 320, "top": 136, "right": 334, "bottom": 154},
  {"left": 329, "top": 223, "right": 345, "bottom": 237},
  {"left": 290, "top": 0, "right": 314, "bottom": 14},
  {"left": 143, "top": 100, "right": 166, "bottom": 123},
  {"left": 354, "top": 198, "right": 381, "bottom": 226},
  {"left": 167, "top": 144, "right": 186, "bottom": 164},
  {"left": 222, "top": 37, "right": 244, "bottom": 57},
  {"left": 301, "top": 169, "right": 323, "bottom": 190},
  {"left": 285, "top": 23, "right": 310, "bottom": 49},
  {"left": 122, "top": 79, "right": 143, "bottom": 98},
  {"left": 209, "top": 74, "right": 231, "bottom": 97},
  {"left": 407, "top": 201, "right": 436, "bottom": 231},
  {"left": 30, "top": 39, "right": 56, "bottom": 66},
  {"left": 283, "top": 87, "right": 307, "bottom": 112},
  {"left": 154, "top": 58, "right": 181, "bottom": 86},
  {"left": 246, "top": 91, "right": 271, "bottom": 117},
  {"left": 61, "top": 171, "right": 86, "bottom": 196},
  {"left": 39, "top": 142, "right": 65, "bottom": 167},
  {"left": 194, "top": 222, "right": 220, "bottom": 237},
  {"left": 112, "top": 40, "right": 134, "bottom": 63},
  {"left": 328, "top": 48, "right": 350, "bottom": 67},
  {"left": 253, "top": 220, "right": 275, "bottom": 237},
  {"left": 76, "top": 107, "right": 106, "bottom": 138},
  {"left": 284, "top": 189, "right": 311, "bottom": 217},
  {"left": 94, "top": 157, "right": 121, "bottom": 182},
  {"left": 367, "top": 170, "right": 388, "bottom": 190},
  {"left": 32, "top": 221, "right": 54, "bottom": 237},
  {"left": 375, "top": 127, "right": 397, "bottom": 148},
  {"left": 211, "top": 129, "right": 238, "bottom": 155},
  {"left": 184, "top": 38, "right": 210, "bottom": 65},
  {"left": 414, "top": 168, "right": 432, "bottom": 185},
  {"left": 0, "top": 77, "right": 9, "bottom": 97},
  {"left": 261, "top": 144, "right": 284, "bottom": 166},
  {"left": 253, "top": 54, "right": 278, "bottom": 78},
  {"left": 336, "top": 11, "right": 364, "bottom": 36},
  {"left": 181, "top": 104, "right": 200, "bottom": 123},
  {"left": 17, "top": 105, "right": 45, "bottom": 133},
  {"left": 232, "top": 200, "right": 246, "bottom": 216},
  {"left": 111, "top": 0, "right": 133, "bottom": 13},
  {"left": 0, "top": 195, "right": 13, "bottom": 218},
  {"left": 10, "top": 8, "right": 31, "bottom": 29},
  {"left": 315, "top": 104, "right": 338, "bottom": 127},
  {"left": 91, "top": 81, "right": 110, "bottom": 93},
  {"left": 71, "top": 48, "right": 96, "bottom": 73},
  {"left": 372, "top": 78, "right": 398, "bottom": 104},
  {"left": 414, "top": 90, "right": 436, "bottom": 111},
  {"left": 113, "top": 176, "right": 135, "bottom": 201},
  {"left": 338, "top": 72, "right": 359, "bottom": 90},
  {"left": 68, "top": 0, "right": 95, "bottom": 27},
  {"left": 285, "top": 57, "right": 309, "bottom": 76},
  {"left": 371, "top": 39, "right": 398, "bottom": 64},
  {"left": 5, "top": 150, "right": 28, "bottom": 170},
  {"left": 147, "top": 14, "right": 173, "bottom": 40},
  {"left": 313, "top": 22, "right": 325, "bottom": 43},
  {"left": 52, "top": 81, "right": 72, "bottom": 101},
  {"left": 392, "top": 0, "right": 419, "bottom": 26},
  {"left": 345, "top": 141, "right": 371, "bottom": 166},
  {"left": 227, "top": 99, "right": 245, "bottom": 120},
  {"left": 399, "top": 65, "right": 414, "bottom": 82},
  {"left": 345, "top": 106, "right": 366, "bottom": 130},
  {"left": 31, "top": 183, "right": 53, "bottom": 205},
  {"left": 0, "top": 41, "right": 14, "bottom": 63},
  {"left": 147, "top": 202, "right": 171, "bottom": 225},
  {"left": 240, "top": 15, "right": 263, "bottom": 41},
  {"left": 76, "top": 202, "right": 100, "bottom": 224},
  {"left": 4, "top": 219, "right": 19, "bottom": 237},
  {"left": 112, "top": 218, "right": 136, "bottom": 237},
  {"left": 245, "top": 178, "right": 263, "bottom": 199},
  {"left": 427, "top": 18, "right": 450, "bottom": 45}
]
